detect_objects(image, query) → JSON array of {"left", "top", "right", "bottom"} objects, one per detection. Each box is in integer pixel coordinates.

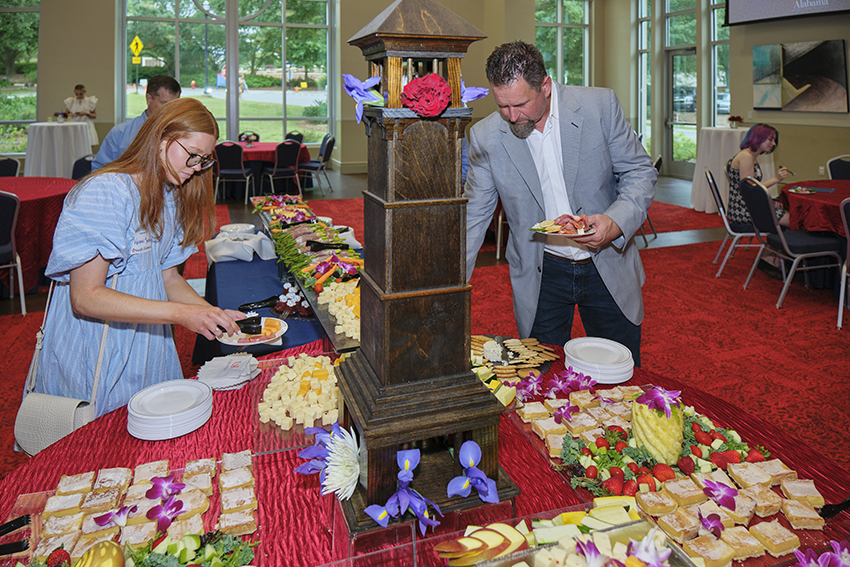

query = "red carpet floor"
[{"left": 468, "top": 242, "right": 850, "bottom": 472}]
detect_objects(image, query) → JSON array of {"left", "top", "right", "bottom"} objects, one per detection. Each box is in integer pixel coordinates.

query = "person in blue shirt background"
[{"left": 92, "top": 75, "right": 181, "bottom": 171}]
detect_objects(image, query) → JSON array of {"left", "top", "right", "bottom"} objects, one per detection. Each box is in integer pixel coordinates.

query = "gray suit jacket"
[{"left": 465, "top": 83, "right": 656, "bottom": 336}]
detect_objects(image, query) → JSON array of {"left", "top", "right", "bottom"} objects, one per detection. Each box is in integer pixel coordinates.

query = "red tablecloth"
[
  {"left": 1, "top": 344, "right": 847, "bottom": 566},
  {"left": 781, "top": 179, "right": 850, "bottom": 236},
  {"left": 238, "top": 141, "right": 310, "bottom": 167},
  {"left": 0, "top": 177, "right": 76, "bottom": 292}
]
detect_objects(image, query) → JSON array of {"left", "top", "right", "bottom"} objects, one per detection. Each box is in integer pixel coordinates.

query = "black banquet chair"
[
  {"left": 637, "top": 156, "right": 660, "bottom": 246},
  {"left": 0, "top": 157, "right": 21, "bottom": 177},
  {"left": 739, "top": 177, "right": 842, "bottom": 309},
  {"left": 214, "top": 141, "right": 253, "bottom": 204},
  {"left": 263, "top": 141, "right": 302, "bottom": 198},
  {"left": 72, "top": 154, "right": 95, "bottom": 180},
  {"left": 0, "top": 190, "right": 27, "bottom": 315},
  {"left": 298, "top": 135, "right": 334, "bottom": 195},
  {"left": 285, "top": 131, "right": 304, "bottom": 144},
  {"left": 705, "top": 167, "right": 760, "bottom": 277},
  {"left": 826, "top": 154, "right": 850, "bottom": 180},
  {"left": 837, "top": 198, "right": 850, "bottom": 329}
]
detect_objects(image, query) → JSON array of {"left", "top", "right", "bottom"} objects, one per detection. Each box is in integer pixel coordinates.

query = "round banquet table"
[
  {"left": 780, "top": 179, "right": 850, "bottom": 237},
  {"left": 23, "top": 122, "right": 92, "bottom": 178},
  {"left": 0, "top": 177, "right": 76, "bottom": 294},
  {"left": 691, "top": 126, "right": 775, "bottom": 213},
  {"left": 237, "top": 142, "right": 312, "bottom": 195},
  {"left": 1, "top": 343, "right": 848, "bottom": 566}
]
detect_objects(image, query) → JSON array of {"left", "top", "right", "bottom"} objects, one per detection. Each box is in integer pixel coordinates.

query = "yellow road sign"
[
  {"left": 130, "top": 36, "right": 144, "bottom": 56},
  {"left": 132, "top": 57, "right": 141, "bottom": 64}
]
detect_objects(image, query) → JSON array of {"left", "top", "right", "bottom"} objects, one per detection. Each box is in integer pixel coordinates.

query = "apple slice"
[
  {"left": 435, "top": 536, "right": 487, "bottom": 559},
  {"left": 467, "top": 529, "right": 511, "bottom": 562},
  {"left": 487, "top": 522, "right": 530, "bottom": 558}
]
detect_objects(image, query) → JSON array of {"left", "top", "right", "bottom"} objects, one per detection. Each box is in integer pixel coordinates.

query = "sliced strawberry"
[
  {"left": 653, "top": 463, "right": 676, "bottom": 482},
  {"left": 690, "top": 445, "right": 703, "bottom": 458},
  {"left": 710, "top": 451, "right": 730, "bottom": 470},
  {"left": 622, "top": 479, "right": 638, "bottom": 497},
  {"left": 595, "top": 438, "right": 610, "bottom": 450},
  {"left": 614, "top": 441, "right": 629, "bottom": 453},
  {"left": 46, "top": 547, "right": 71, "bottom": 567},
  {"left": 721, "top": 450, "right": 742, "bottom": 463},
  {"left": 745, "top": 448, "right": 766, "bottom": 463},
  {"left": 609, "top": 466, "right": 625, "bottom": 478},
  {"left": 694, "top": 430, "right": 713, "bottom": 446},
  {"left": 586, "top": 465, "right": 599, "bottom": 479},
  {"left": 678, "top": 456, "right": 695, "bottom": 476},
  {"left": 608, "top": 425, "right": 628, "bottom": 440},
  {"left": 710, "top": 430, "right": 728, "bottom": 443},
  {"left": 602, "top": 475, "right": 624, "bottom": 496},
  {"left": 626, "top": 462, "right": 639, "bottom": 474},
  {"left": 636, "top": 473, "right": 656, "bottom": 491}
]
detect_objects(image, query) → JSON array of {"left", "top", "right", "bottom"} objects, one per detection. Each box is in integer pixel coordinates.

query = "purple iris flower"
[
  {"left": 146, "top": 495, "right": 184, "bottom": 533},
  {"left": 365, "top": 504, "right": 390, "bottom": 527},
  {"left": 94, "top": 504, "right": 137, "bottom": 528},
  {"left": 295, "top": 422, "right": 343, "bottom": 481},
  {"left": 342, "top": 74, "right": 384, "bottom": 123},
  {"left": 447, "top": 441, "right": 499, "bottom": 504},
  {"left": 627, "top": 527, "right": 672, "bottom": 567},
  {"left": 407, "top": 491, "right": 442, "bottom": 536},
  {"left": 636, "top": 386, "right": 681, "bottom": 419},
  {"left": 145, "top": 474, "right": 185, "bottom": 501},
  {"left": 703, "top": 479, "right": 738, "bottom": 511},
  {"left": 460, "top": 81, "right": 489, "bottom": 105},
  {"left": 698, "top": 509, "right": 724, "bottom": 538}
]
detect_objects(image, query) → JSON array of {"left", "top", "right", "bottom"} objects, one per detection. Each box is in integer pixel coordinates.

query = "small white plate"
[
  {"left": 217, "top": 317, "right": 288, "bottom": 346},
  {"left": 220, "top": 223, "right": 255, "bottom": 233},
  {"left": 565, "top": 337, "right": 632, "bottom": 366},
  {"left": 128, "top": 380, "right": 212, "bottom": 418}
]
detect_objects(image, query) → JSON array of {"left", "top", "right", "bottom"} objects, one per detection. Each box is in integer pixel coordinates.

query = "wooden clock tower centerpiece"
[{"left": 336, "top": 0, "right": 519, "bottom": 532}]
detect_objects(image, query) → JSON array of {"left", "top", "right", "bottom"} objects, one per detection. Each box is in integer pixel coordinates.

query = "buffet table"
[
  {"left": 1, "top": 344, "right": 847, "bottom": 567},
  {"left": 691, "top": 126, "right": 775, "bottom": 213},
  {"left": 23, "top": 122, "right": 92, "bottom": 178},
  {"left": 780, "top": 179, "right": 850, "bottom": 236},
  {"left": 0, "top": 177, "right": 76, "bottom": 293}
]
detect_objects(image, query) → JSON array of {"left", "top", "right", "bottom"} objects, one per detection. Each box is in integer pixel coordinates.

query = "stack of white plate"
[
  {"left": 127, "top": 380, "right": 213, "bottom": 441},
  {"left": 564, "top": 337, "right": 634, "bottom": 384}
]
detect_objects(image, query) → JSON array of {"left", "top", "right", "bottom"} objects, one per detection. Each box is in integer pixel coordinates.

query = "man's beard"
[{"left": 509, "top": 119, "right": 537, "bottom": 139}]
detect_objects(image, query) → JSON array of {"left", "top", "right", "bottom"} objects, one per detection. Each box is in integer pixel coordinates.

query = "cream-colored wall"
[
  {"left": 592, "top": 0, "right": 638, "bottom": 126},
  {"left": 335, "top": 0, "right": 535, "bottom": 174},
  {"left": 37, "top": 0, "right": 115, "bottom": 151},
  {"left": 730, "top": 13, "right": 850, "bottom": 180}
]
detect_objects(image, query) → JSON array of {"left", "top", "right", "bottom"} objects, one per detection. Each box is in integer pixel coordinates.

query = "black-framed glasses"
[{"left": 174, "top": 139, "right": 216, "bottom": 170}]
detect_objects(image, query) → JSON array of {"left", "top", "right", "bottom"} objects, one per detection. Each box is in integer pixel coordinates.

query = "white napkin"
[
  {"left": 197, "top": 353, "right": 261, "bottom": 390},
  {"left": 205, "top": 232, "right": 277, "bottom": 264},
  {"left": 334, "top": 226, "right": 362, "bottom": 250}
]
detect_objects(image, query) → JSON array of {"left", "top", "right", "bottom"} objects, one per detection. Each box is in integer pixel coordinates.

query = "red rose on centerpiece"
[{"left": 401, "top": 73, "right": 452, "bottom": 117}]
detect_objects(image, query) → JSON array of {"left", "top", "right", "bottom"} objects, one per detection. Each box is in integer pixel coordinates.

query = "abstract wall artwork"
[{"left": 753, "top": 39, "right": 848, "bottom": 113}]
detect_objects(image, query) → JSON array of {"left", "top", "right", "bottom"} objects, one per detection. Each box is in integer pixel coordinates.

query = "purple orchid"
[
  {"left": 447, "top": 441, "right": 499, "bottom": 504},
  {"left": 831, "top": 541, "right": 850, "bottom": 565},
  {"left": 460, "top": 81, "right": 489, "bottom": 105},
  {"left": 576, "top": 539, "right": 608, "bottom": 567},
  {"left": 703, "top": 479, "right": 738, "bottom": 511},
  {"left": 627, "top": 527, "right": 672, "bottom": 567},
  {"left": 342, "top": 74, "right": 384, "bottom": 123},
  {"left": 552, "top": 402, "right": 579, "bottom": 424},
  {"left": 636, "top": 386, "right": 681, "bottom": 419},
  {"left": 145, "top": 474, "right": 185, "bottom": 501},
  {"left": 337, "top": 259, "right": 359, "bottom": 275},
  {"left": 698, "top": 509, "right": 724, "bottom": 538},
  {"left": 516, "top": 371, "right": 544, "bottom": 401},
  {"left": 94, "top": 504, "right": 137, "bottom": 528},
  {"left": 796, "top": 549, "right": 824, "bottom": 567},
  {"left": 146, "top": 495, "right": 184, "bottom": 533}
]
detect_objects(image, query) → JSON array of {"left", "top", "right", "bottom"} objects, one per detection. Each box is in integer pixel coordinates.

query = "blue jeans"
[{"left": 530, "top": 253, "right": 642, "bottom": 366}]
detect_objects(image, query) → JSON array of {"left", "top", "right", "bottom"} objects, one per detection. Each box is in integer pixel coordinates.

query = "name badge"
[{"left": 131, "top": 229, "right": 152, "bottom": 255}]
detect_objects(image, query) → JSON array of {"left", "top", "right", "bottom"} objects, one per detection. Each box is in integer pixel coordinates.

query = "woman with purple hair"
[{"left": 726, "top": 123, "right": 790, "bottom": 227}]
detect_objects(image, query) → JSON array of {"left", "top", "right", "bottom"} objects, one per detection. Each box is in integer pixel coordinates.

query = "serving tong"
[
  {"left": 0, "top": 515, "right": 30, "bottom": 557},
  {"left": 819, "top": 496, "right": 850, "bottom": 519}
]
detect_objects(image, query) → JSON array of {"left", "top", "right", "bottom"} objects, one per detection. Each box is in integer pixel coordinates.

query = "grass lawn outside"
[{"left": 126, "top": 93, "right": 327, "bottom": 144}]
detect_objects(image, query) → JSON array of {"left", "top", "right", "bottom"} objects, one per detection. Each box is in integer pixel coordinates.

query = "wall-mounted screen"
[{"left": 729, "top": 0, "right": 850, "bottom": 25}]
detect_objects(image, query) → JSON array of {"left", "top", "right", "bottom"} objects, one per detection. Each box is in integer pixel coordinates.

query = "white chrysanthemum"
[{"left": 321, "top": 426, "right": 361, "bottom": 501}]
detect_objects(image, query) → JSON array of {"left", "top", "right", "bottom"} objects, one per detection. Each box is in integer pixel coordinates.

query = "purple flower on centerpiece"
[
  {"left": 295, "top": 422, "right": 344, "bottom": 482},
  {"left": 552, "top": 402, "right": 579, "bottom": 424},
  {"left": 447, "top": 441, "right": 499, "bottom": 504},
  {"left": 365, "top": 504, "right": 390, "bottom": 527},
  {"left": 342, "top": 74, "right": 384, "bottom": 123},
  {"left": 146, "top": 495, "right": 184, "bottom": 533},
  {"left": 94, "top": 504, "right": 137, "bottom": 528},
  {"left": 627, "top": 527, "right": 672, "bottom": 567},
  {"left": 703, "top": 479, "right": 738, "bottom": 511},
  {"left": 698, "top": 509, "right": 724, "bottom": 538},
  {"left": 636, "top": 386, "right": 681, "bottom": 419},
  {"left": 460, "top": 80, "right": 489, "bottom": 105},
  {"left": 145, "top": 474, "right": 185, "bottom": 501}
]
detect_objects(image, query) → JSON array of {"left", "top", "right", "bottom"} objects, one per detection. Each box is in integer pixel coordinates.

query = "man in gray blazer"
[{"left": 465, "top": 41, "right": 656, "bottom": 365}]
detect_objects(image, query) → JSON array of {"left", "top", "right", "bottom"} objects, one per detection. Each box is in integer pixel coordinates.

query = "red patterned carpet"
[{"left": 468, "top": 242, "right": 850, "bottom": 473}]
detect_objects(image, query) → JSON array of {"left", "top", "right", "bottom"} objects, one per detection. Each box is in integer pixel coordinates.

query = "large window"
[
  {"left": 637, "top": 0, "right": 651, "bottom": 152},
  {"left": 0, "top": 0, "right": 39, "bottom": 154},
  {"left": 711, "top": 2, "right": 729, "bottom": 125},
  {"left": 124, "top": 0, "right": 331, "bottom": 144},
  {"left": 535, "top": 0, "right": 589, "bottom": 87}
]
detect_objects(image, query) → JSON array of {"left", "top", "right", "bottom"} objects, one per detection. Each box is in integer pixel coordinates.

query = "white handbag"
[{"left": 14, "top": 277, "right": 116, "bottom": 456}]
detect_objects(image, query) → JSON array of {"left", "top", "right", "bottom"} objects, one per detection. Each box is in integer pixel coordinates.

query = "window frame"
[
  {"left": 535, "top": 0, "right": 590, "bottom": 87},
  {"left": 0, "top": 3, "right": 40, "bottom": 155}
]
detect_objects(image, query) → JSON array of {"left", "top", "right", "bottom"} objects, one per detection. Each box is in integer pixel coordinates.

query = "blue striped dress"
[{"left": 31, "top": 173, "right": 197, "bottom": 418}]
